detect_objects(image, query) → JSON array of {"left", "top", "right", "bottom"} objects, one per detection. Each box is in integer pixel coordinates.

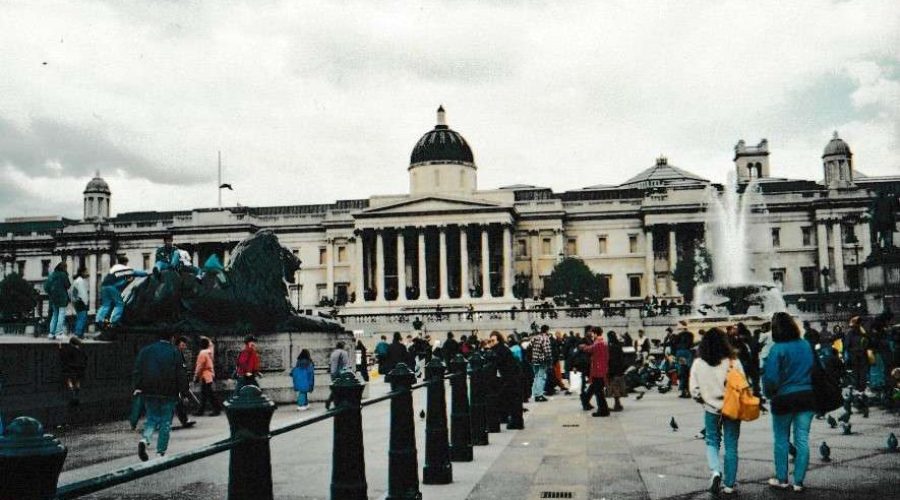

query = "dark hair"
[
  {"left": 177, "top": 336, "right": 189, "bottom": 346},
  {"left": 771, "top": 312, "right": 801, "bottom": 342},
  {"left": 698, "top": 327, "right": 733, "bottom": 367},
  {"left": 393, "top": 332, "right": 402, "bottom": 342},
  {"left": 381, "top": 335, "right": 386, "bottom": 340},
  {"left": 540, "top": 324, "right": 550, "bottom": 333},
  {"left": 298, "top": 349, "right": 311, "bottom": 361},
  {"left": 244, "top": 335, "right": 257, "bottom": 344},
  {"left": 117, "top": 254, "right": 129, "bottom": 265},
  {"left": 447, "top": 332, "right": 454, "bottom": 339},
  {"left": 77, "top": 266, "right": 88, "bottom": 276},
  {"left": 606, "top": 331, "right": 619, "bottom": 344},
  {"left": 200, "top": 337, "right": 211, "bottom": 349},
  {"left": 490, "top": 331, "right": 506, "bottom": 343},
  {"left": 54, "top": 261, "right": 66, "bottom": 272},
  {"left": 336, "top": 341, "right": 345, "bottom": 350}
]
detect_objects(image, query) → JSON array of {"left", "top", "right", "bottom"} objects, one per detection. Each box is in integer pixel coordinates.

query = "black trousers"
[
  {"left": 198, "top": 382, "right": 221, "bottom": 414},
  {"left": 582, "top": 377, "right": 610, "bottom": 411},
  {"left": 175, "top": 398, "right": 190, "bottom": 425}
]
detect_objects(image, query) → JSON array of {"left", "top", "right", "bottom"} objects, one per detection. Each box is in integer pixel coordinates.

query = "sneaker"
[
  {"left": 591, "top": 410, "right": 610, "bottom": 417},
  {"left": 47, "top": 334, "right": 56, "bottom": 340},
  {"left": 709, "top": 472, "right": 722, "bottom": 493},
  {"left": 792, "top": 484, "right": 804, "bottom": 492},
  {"left": 722, "top": 486, "right": 736, "bottom": 495},
  {"left": 768, "top": 478, "right": 790, "bottom": 490},
  {"left": 299, "top": 405, "right": 309, "bottom": 411},
  {"left": 138, "top": 440, "right": 149, "bottom": 462},
  {"left": 295, "top": 406, "right": 302, "bottom": 411}
]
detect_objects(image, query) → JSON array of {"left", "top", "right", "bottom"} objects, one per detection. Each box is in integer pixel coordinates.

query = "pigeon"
[
  {"left": 888, "top": 433, "right": 898, "bottom": 452},
  {"left": 670, "top": 417, "right": 679, "bottom": 431},
  {"left": 419, "top": 409, "right": 426, "bottom": 419},
  {"left": 760, "top": 404, "right": 769, "bottom": 414},
  {"left": 819, "top": 441, "right": 831, "bottom": 462},
  {"left": 826, "top": 415, "right": 838, "bottom": 428},
  {"left": 636, "top": 392, "right": 645, "bottom": 400},
  {"left": 694, "top": 428, "right": 706, "bottom": 440},
  {"left": 837, "top": 411, "right": 851, "bottom": 424},
  {"left": 841, "top": 422, "right": 852, "bottom": 435}
]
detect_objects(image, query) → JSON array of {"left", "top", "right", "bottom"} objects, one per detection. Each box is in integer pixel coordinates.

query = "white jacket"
[
  {"left": 689, "top": 357, "right": 744, "bottom": 414},
  {"left": 70, "top": 276, "right": 89, "bottom": 304}
]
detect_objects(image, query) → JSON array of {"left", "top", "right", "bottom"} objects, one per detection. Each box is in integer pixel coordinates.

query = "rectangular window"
[
  {"left": 628, "top": 274, "right": 642, "bottom": 297},
  {"left": 17, "top": 260, "right": 25, "bottom": 276},
  {"left": 843, "top": 224, "right": 857, "bottom": 244},
  {"left": 801, "top": 267, "right": 817, "bottom": 292},
  {"left": 516, "top": 239, "right": 528, "bottom": 258},
  {"left": 801, "top": 226, "right": 813, "bottom": 246},
  {"left": 316, "top": 283, "right": 327, "bottom": 300},
  {"left": 598, "top": 236, "right": 608, "bottom": 255},
  {"left": 846, "top": 265, "right": 860, "bottom": 291},
  {"left": 771, "top": 227, "right": 781, "bottom": 247},
  {"left": 41, "top": 259, "right": 51, "bottom": 277},
  {"left": 628, "top": 235, "right": 638, "bottom": 254},
  {"left": 772, "top": 268, "right": 785, "bottom": 289},
  {"left": 142, "top": 253, "right": 151, "bottom": 271},
  {"left": 566, "top": 238, "right": 577, "bottom": 256},
  {"left": 318, "top": 247, "right": 327, "bottom": 266},
  {"left": 599, "top": 274, "right": 611, "bottom": 299},
  {"left": 541, "top": 238, "right": 552, "bottom": 256},
  {"left": 337, "top": 246, "right": 347, "bottom": 263}
]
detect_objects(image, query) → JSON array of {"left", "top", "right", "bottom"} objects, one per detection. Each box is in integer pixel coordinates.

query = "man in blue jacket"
[{"left": 132, "top": 332, "right": 189, "bottom": 461}]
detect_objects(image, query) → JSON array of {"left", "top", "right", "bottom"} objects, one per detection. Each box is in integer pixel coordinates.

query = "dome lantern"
[{"left": 408, "top": 106, "right": 477, "bottom": 196}]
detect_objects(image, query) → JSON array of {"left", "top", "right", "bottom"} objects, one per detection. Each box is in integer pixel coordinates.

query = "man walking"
[
  {"left": 173, "top": 337, "right": 197, "bottom": 429},
  {"left": 235, "top": 335, "right": 261, "bottom": 390},
  {"left": 132, "top": 332, "right": 189, "bottom": 461},
  {"left": 69, "top": 267, "right": 90, "bottom": 338},
  {"left": 325, "top": 341, "right": 351, "bottom": 410},
  {"left": 579, "top": 327, "right": 610, "bottom": 417},
  {"left": 374, "top": 335, "right": 390, "bottom": 375},
  {"left": 530, "top": 325, "right": 553, "bottom": 402}
]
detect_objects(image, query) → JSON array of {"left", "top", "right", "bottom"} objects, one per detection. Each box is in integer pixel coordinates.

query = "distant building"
[{"left": 1, "top": 108, "right": 898, "bottom": 315}]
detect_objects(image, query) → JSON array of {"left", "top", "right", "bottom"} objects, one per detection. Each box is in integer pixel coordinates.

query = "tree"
[
  {"left": 542, "top": 257, "right": 604, "bottom": 306},
  {"left": 672, "top": 244, "right": 713, "bottom": 303},
  {"left": 0, "top": 273, "right": 39, "bottom": 321}
]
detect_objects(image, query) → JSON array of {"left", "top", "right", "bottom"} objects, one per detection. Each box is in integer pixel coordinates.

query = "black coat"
[
  {"left": 608, "top": 340, "right": 625, "bottom": 377},
  {"left": 132, "top": 340, "right": 188, "bottom": 398},
  {"left": 443, "top": 338, "right": 460, "bottom": 362},
  {"left": 492, "top": 343, "right": 520, "bottom": 379},
  {"left": 385, "top": 341, "right": 411, "bottom": 373}
]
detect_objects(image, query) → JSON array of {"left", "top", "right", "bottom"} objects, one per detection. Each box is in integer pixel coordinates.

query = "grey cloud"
[{"left": 0, "top": 117, "right": 206, "bottom": 185}]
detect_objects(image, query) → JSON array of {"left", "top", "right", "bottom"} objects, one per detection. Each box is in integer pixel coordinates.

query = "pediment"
[{"left": 359, "top": 196, "right": 505, "bottom": 216}]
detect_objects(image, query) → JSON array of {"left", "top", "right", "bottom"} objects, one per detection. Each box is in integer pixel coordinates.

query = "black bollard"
[
  {"left": 423, "top": 357, "right": 453, "bottom": 484},
  {"left": 468, "top": 351, "right": 489, "bottom": 446},
  {"left": 506, "top": 368, "right": 525, "bottom": 430},
  {"left": 386, "top": 362, "right": 422, "bottom": 500},
  {"left": 0, "top": 416, "right": 67, "bottom": 500},
  {"left": 482, "top": 349, "right": 501, "bottom": 433},
  {"left": 224, "top": 385, "right": 276, "bottom": 500},
  {"left": 449, "top": 354, "right": 474, "bottom": 462},
  {"left": 331, "top": 371, "right": 367, "bottom": 500}
]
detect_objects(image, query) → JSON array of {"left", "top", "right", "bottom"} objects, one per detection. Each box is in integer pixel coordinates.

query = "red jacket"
[
  {"left": 579, "top": 338, "right": 609, "bottom": 381},
  {"left": 236, "top": 347, "right": 260, "bottom": 377}
]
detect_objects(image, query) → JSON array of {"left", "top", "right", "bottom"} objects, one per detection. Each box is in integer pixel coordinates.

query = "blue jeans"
[
  {"left": 48, "top": 305, "right": 66, "bottom": 336},
  {"left": 704, "top": 411, "right": 741, "bottom": 488},
  {"left": 531, "top": 363, "right": 548, "bottom": 398},
  {"left": 296, "top": 392, "right": 309, "bottom": 406},
  {"left": 772, "top": 410, "right": 814, "bottom": 485},
  {"left": 96, "top": 286, "right": 124, "bottom": 324},
  {"left": 74, "top": 310, "right": 88, "bottom": 337},
  {"left": 141, "top": 396, "right": 177, "bottom": 454}
]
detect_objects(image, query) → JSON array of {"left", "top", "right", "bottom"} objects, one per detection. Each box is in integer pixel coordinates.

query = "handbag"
[{"left": 810, "top": 345, "right": 843, "bottom": 413}]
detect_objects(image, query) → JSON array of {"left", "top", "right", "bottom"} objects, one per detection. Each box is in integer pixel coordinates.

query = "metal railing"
[{"left": 0, "top": 351, "right": 523, "bottom": 500}]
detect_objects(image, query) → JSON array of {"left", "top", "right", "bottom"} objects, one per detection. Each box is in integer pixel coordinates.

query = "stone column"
[
  {"left": 481, "top": 226, "right": 491, "bottom": 298},
  {"left": 832, "top": 223, "right": 845, "bottom": 291},
  {"left": 668, "top": 227, "right": 677, "bottom": 296},
  {"left": 397, "top": 230, "right": 407, "bottom": 302},
  {"left": 503, "top": 225, "right": 514, "bottom": 299},
  {"left": 375, "top": 230, "right": 385, "bottom": 301},
  {"left": 354, "top": 234, "right": 365, "bottom": 301},
  {"left": 817, "top": 222, "right": 829, "bottom": 290},
  {"left": 439, "top": 227, "right": 450, "bottom": 300},
  {"left": 326, "top": 238, "right": 335, "bottom": 300},
  {"left": 418, "top": 229, "right": 427, "bottom": 301},
  {"left": 644, "top": 228, "right": 656, "bottom": 297},
  {"left": 101, "top": 252, "right": 111, "bottom": 275},
  {"left": 460, "top": 226, "right": 470, "bottom": 299},
  {"left": 88, "top": 253, "right": 97, "bottom": 313}
]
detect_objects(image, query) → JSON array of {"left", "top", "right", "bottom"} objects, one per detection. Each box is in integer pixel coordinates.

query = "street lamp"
[{"left": 820, "top": 267, "right": 830, "bottom": 295}]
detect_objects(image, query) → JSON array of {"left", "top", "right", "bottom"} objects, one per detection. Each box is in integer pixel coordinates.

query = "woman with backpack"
[
  {"left": 689, "top": 327, "right": 743, "bottom": 495},
  {"left": 763, "top": 312, "right": 816, "bottom": 492}
]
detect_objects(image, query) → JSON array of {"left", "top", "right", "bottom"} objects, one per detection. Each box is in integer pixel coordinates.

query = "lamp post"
[{"left": 821, "top": 267, "right": 830, "bottom": 295}]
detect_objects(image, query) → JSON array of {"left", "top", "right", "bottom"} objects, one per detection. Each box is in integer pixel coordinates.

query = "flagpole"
[{"left": 218, "top": 150, "right": 222, "bottom": 208}]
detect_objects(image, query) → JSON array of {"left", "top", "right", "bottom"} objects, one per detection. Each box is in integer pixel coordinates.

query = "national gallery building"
[{"left": 1, "top": 107, "right": 898, "bottom": 315}]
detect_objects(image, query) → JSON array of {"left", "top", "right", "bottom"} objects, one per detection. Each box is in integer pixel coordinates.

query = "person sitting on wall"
[
  {"left": 97, "top": 255, "right": 148, "bottom": 334},
  {"left": 154, "top": 234, "right": 181, "bottom": 273}
]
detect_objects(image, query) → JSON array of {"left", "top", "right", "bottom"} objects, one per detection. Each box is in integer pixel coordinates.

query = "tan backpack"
[{"left": 721, "top": 360, "right": 760, "bottom": 421}]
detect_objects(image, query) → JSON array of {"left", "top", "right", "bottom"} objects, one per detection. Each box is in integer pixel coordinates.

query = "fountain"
[{"left": 688, "top": 173, "right": 785, "bottom": 331}]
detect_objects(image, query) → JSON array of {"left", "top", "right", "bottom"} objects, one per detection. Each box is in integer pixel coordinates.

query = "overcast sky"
[{"left": 1, "top": 1, "right": 898, "bottom": 219}]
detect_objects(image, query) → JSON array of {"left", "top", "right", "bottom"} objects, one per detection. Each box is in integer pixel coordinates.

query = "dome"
[
  {"left": 409, "top": 106, "right": 475, "bottom": 167},
  {"left": 823, "top": 131, "right": 851, "bottom": 157},
  {"left": 84, "top": 172, "right": 110, "bottom": 194}
]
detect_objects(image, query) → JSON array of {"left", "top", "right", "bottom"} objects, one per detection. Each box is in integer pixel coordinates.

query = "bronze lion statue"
[{"left": 122, "top": 229, "right": 342, "bottom": 333}]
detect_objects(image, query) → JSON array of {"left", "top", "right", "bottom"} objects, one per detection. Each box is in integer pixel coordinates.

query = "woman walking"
[
  {"left": 290, "top": 349, "right": 315, "bottom": 411},
  {"left": 606, "top": 331, "right": 627, "bottom": 412},
  {"left": 763, "top": 312, "right": 815, "bottom": 492},
  {"left": 689, "top": 327, "right": 743, "bottom": 494}
]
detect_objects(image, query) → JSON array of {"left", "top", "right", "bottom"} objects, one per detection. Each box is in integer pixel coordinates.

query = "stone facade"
[{"left": 1, "top": 109, "right": 898, "bottom": 317}]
